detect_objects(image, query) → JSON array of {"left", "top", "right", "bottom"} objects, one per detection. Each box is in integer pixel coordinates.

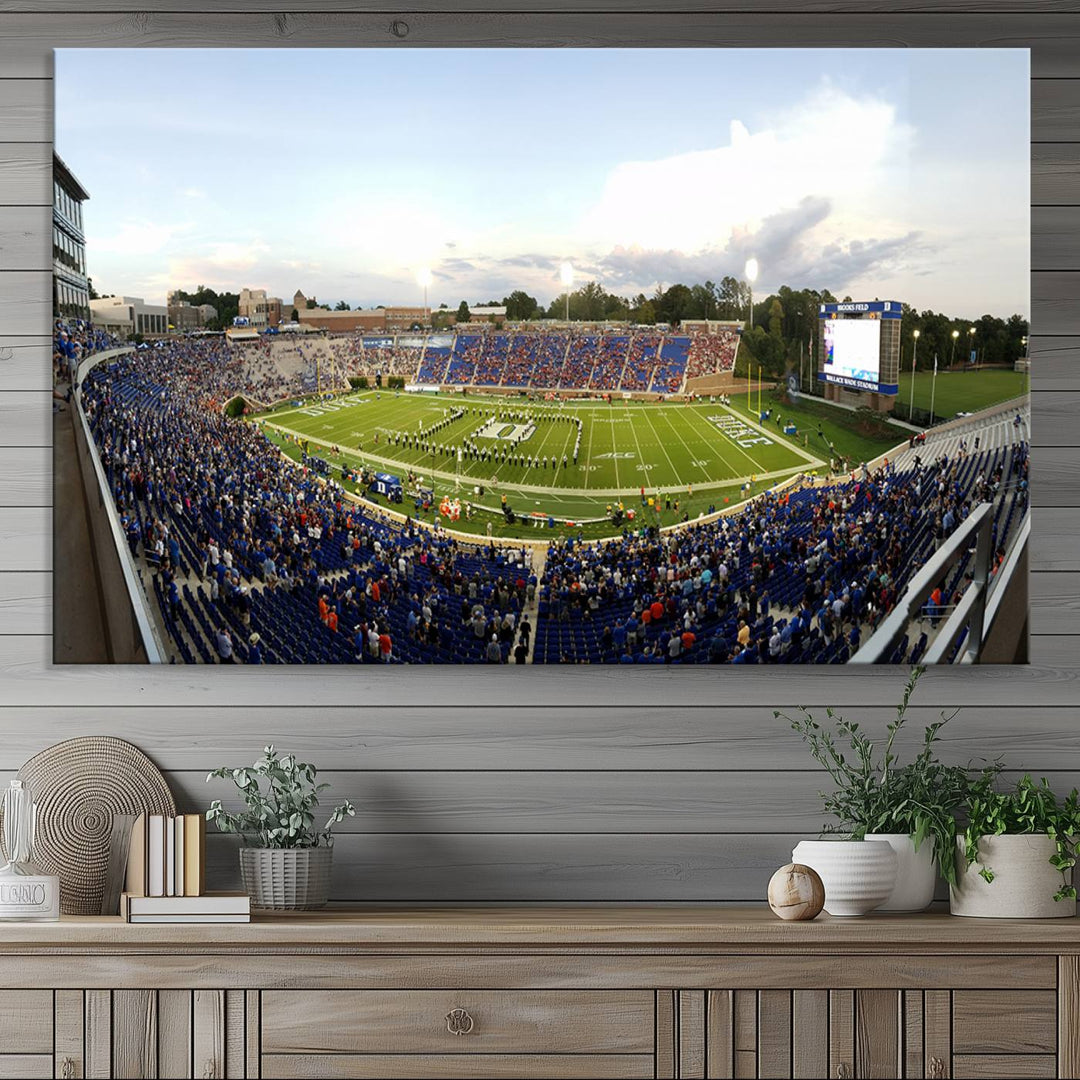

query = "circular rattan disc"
[{"left": 16, "top": 736, "right": 175, "bottom": 914}]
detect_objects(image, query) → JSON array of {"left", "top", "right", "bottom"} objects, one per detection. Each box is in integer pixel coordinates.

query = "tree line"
[
  {"left": 443, "top": 278, "right": 1028, "bottom": 380},
  {"left": 165, "top": 278, "right": 1027, "bottom": 378}
]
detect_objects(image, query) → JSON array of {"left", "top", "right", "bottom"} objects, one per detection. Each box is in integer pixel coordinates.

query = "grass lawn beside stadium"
[
  {"left": 250, "top": 390, "right": 841, "bottom": 539},
  {"left": 896, "top": 368, "right": 1029, "bottom": 419}
]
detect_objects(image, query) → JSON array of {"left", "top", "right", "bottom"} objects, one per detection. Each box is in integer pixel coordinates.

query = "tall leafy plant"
[
  {"left": 775, "top": 667, "right": 991, "bottom": 886},
  {"left": 206, "top": 745, "right": 355, "bottom": 849}
]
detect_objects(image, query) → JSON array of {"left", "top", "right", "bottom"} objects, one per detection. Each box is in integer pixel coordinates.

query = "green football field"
[
  {"left": 896, "top": 368, "right": 1029, "bottom": 419},
  {"left": 251, "top": 390, "right": 837, "bottom": 537}
]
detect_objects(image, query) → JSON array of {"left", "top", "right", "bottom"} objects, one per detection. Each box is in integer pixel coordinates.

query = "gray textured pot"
[
  {"left": 239, "top": 846, "right": 332, "bottom": 910},
  {"left": 950, "top": 834, "right": 1076, "bottom": 919}
]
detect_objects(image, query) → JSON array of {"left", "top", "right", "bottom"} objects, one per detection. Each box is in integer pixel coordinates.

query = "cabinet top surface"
[{"left": 3, "top": 906, "right": 1079, "bottom": 951}]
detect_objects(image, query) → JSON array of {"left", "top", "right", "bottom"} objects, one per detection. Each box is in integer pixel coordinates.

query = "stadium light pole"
[
  {"left": 744, "top": 258, "right": 759, "bottom": 331},
  {"left": 909, "top": 329, "right": 920, "bottom": 422},
  {"left": 950, "top": 328, "right": 959, "bottom": 370},
  {"left": 968, "top": 326, "right": 976, "bottom": 370},
  {"left": 417, "top": 268, "right": 433, "bottom": 325},
  {"left": 560, "top": 262, "right": 574, "bottom": 324}
]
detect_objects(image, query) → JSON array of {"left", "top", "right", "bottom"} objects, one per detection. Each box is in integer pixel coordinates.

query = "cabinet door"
[
  {"left": 53, "top": 989, "right": 252, "bottom": 1080},
  {"left": 192, "top": 990, "right": 248, "bottom": 1079},
  {"left": 704, "top": 989, "right": 832, "bottom": 1079},
  {"left": 0, "top": 990, "right": 53, "bottom": 1078},
  {"left": 698, "top": 986, "right": 1058, "bottom": 1080},
  {"left": 703, "top": 988, "right": 893, "bottom": 1079}
]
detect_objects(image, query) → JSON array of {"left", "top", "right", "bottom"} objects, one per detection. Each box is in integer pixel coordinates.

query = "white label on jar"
[{"left": 0, "top": 877, "right": 60, "bottom": 919}]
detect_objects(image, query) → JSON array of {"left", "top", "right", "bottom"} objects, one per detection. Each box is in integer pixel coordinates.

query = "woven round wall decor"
[{"left": 16, "top": 736, "right": 175, "bottom": 914}]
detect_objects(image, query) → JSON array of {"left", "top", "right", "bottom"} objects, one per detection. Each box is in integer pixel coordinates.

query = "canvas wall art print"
[{"left": 52, "top": 48, "right": 1030, "bottom": 665}]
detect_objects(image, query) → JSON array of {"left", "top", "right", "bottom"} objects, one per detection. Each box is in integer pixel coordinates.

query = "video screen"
[{"left": 823, "top": 318, "right": 882, "bottom": 389}]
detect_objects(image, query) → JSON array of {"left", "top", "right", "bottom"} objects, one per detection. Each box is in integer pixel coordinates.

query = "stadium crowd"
[
  {"left": 81, "top": 347, "right": 537, "bottom": 665},
  {"left": 685, "top": 328, "right": 740, "bottom": 380},
  {"left": 72, "top": 326, "right": 1028, "bottom": 665},
  {"left": 534, "top": 437, "right": 1029, "bottom": 665},
  {"left": 53, "top": 318, "right": 123, "bottom": 382}
]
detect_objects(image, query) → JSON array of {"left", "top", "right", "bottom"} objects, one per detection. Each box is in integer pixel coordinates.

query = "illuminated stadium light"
[
  {"left": 559, "top": 262, "right": 574, "bottom": 322},
  {"left": 909, "top": 328, "right": 920, "bottom": 422},
  {"left": 744, "top": 258, "right": 758, "bottom": 329},
  {"left": 416, "top": 268, "right": 433, "bottom": 319}
]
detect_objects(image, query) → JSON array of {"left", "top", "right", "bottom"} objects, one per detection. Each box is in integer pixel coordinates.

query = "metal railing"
[
  {"left": 851, "top": 501, "right": 1000, "bottom": 665},
  {"left": 73, "top": 346, "right": 166, "bottom": 663}
]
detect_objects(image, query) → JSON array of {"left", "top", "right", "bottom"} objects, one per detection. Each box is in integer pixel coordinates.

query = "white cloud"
[
  {"left": 580, "top": 80, "right": 915, "bottom": 284},
  {"left": 93, "top": 221, "right": 192, "bottom": 257}
]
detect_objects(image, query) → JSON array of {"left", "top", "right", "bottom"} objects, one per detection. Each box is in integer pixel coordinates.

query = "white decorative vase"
[
  {"left": 949, "top": 834, "right": 1076, "bottom": 919},
  {"left": 865, "top": 833, "right": 937, "bottom": 913},
  {"left": 791, "top": 839, "right": 898, "bottom": 917}
]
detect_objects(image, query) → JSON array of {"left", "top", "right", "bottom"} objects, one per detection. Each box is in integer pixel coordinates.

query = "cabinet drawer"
[
  {"left": 952, "top": 990, "right": 1057, "bottom": 1054},
  {"left": 0, "top": 1057, "right": 51, "bottom": 1080},
  {"left": 953, "top": 1054, "right": 1056, "bottom": 1078},
  {"left": 262, "top": 1052, "right": 655, "bottom": 1079},
  {"left": 261, "top": 990, "right": 655, "bottom": 1055}
]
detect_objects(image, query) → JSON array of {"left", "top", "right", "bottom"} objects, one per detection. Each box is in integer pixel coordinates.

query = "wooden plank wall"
[{"left": 0, "top": 1, "right": 1077, "bottom": 903}]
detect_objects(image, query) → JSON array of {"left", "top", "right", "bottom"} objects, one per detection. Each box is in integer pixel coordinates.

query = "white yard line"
[
  {"left": 582, "top": 408, "right": 596, "bottom": 492},
  {"left": 637, "top": 404, "right": 689, "bottom": 488},
  {"left": 650, "top": 406, "right": 722, "bottom": 487},
  {"left": 624, "top": 400, "right": 652, "bottom": 492},
  {"left": 266, "top": 422, "right": 808, "bottom": 499}
]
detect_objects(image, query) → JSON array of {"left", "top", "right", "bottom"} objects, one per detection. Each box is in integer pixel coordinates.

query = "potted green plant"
[
  {"left": 951, "top": 773, "right": 1080, "bottom": 919},
  {"left": 206, "top": 746, "right": 355, "bottom": 910},
  {"left": 778, "top": 667, "right": 982, "bottom": 913}
]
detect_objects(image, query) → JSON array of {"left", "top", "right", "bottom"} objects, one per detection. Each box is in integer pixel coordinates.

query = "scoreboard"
[{"left": 817, "top": 300, "right": 902, "bottom": 396}]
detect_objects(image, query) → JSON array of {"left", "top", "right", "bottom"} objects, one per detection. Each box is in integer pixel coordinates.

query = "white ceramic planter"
[
  {"left": 949, "top": 834, "right": 1076, "bottom": 919},
  {"left": 864, "top": 833, "right": 937, "bottom": 913},
  {"left": 791, "top": 839, "right": 898, "bottom": 917}
]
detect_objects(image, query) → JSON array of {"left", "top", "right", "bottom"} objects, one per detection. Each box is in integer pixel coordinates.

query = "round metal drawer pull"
[
  {"left": 61, "top": 1059, "right": 77, "bottom": 1080},
  {"left": 928, "top": 1057, "right": 947, "bottom": 1079},
  {"left": 446, "top": 1008, "right": 475, "bottom": 1035}
]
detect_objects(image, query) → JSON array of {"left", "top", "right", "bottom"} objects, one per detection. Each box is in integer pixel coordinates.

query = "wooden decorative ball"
[{"left": 768, "top": 863, "right": 826, "bottom": 921}]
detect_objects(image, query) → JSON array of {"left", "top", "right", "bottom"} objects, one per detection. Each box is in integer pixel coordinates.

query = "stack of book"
[
  {"left": 120, "top": 813, "right": 250, "bottom": 923},
  {"left": 120, "top": 891, "right": 250, "bottom": 923}
]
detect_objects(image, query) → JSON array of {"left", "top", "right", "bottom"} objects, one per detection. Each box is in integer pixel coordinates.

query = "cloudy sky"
[{"left": 56, "top": 48, "right": 1029, "bottom": 318}]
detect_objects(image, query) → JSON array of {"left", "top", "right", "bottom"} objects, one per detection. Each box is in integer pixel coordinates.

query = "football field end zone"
[{"left": 706, "top": 400, "right": 823, "bottom": 467}]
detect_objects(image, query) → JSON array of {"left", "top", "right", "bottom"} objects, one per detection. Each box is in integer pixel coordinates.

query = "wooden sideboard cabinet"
[{"left": 1, "top": 909, "right": 1078, "bottom": 1079}]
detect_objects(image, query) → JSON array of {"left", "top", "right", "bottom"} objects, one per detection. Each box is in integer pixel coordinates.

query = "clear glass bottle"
[{"left": 0, "top": 779, "right": 60, "bottom": 920}]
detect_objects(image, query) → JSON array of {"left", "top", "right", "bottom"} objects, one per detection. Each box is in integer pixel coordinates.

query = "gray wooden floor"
[{"left": 0, "top": 1, "right": 1076, "bottom": 902}]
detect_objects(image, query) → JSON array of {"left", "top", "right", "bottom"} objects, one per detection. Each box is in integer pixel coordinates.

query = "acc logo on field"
[{"left": 594, "top": 452, "right": 636, "bottom": 460}]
